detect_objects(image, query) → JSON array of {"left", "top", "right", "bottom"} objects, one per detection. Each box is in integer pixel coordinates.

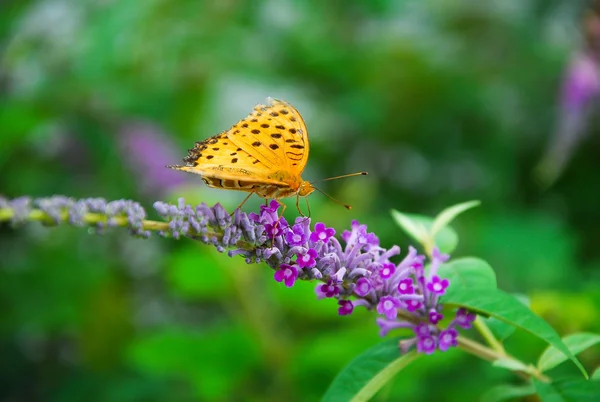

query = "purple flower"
[
  {"left": 274, "top": 264, "right": 298, "bottom": 287},
  {"left": 454, "top": 308, "right": 477, "bottom": 329},
  {"left": 379, "top": 263, "right": 395, "bottom": 279},
  {"left": 414, "top": 323, "right": 431, "bottom": 338},
  {"left": 354, "top": 277, "right": 372, "bottom": 297},
  {"left": 310, "top": 222, "right": 335, "bottom": 243},
  {"left": 404, "top": 299, "right": 422, "bottom": 312},
  {"left": 429, "top": 310, "right": 443, "bottom": 325},
  {"left": 338, "top": 300, "right": 354, "bottom": 316},
  {"left": 296, "top": 248, "right": 318, "bottom": 269},
  {"left": 438, "top": 328, "right": 458, "bottom": 352},
  {"left": 286, "top": 222, "right": 309, "bottom": 246},
  {"left": 264, "top": 219, "right": 288, "bottom": 239},
  {"left": 561, "top": 52, "right": 600, "bottom": 112},
  {"left": 120, "top": 121, "right": 189, "bottom": 197},
  {"left": 414, "top": 324, "right": 436, "bottom": 354},
  {"left": 417, "top": 335, "right": 437, "bottom": 355},
  {"left": 377, "top": 318, "right": 412, "bottom": 337},
  {"left": 316, "top": 279, "right": 341, "bottom": 298},
  {"left": 397, "top": 278, "right": 414, "bottom": 295},
  {"left": 427, "top": 276, "right": 449, "bottom": 295},
  {"left": 377, "top": 296, "right": 402, "bottom": 320},
  {"left": 342, "top": 220, "right": 379, "bottom": 248}
]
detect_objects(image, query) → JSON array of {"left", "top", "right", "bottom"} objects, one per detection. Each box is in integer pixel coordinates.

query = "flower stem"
[
  {"left": 457, "top": 336, "right": 550, "bottom": 382},
  {"left": 473, "top": 317, "right": 506, "bottom": 354},
  {"left": 0, "top": 207, "right": 170, "bottom": 231}
]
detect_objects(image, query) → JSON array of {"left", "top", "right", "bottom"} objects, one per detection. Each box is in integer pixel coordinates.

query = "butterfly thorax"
[{"left": 254, "top": 170, "right": 314, "bottom": 199}]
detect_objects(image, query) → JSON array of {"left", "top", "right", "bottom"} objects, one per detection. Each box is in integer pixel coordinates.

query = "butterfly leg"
[
  {"left": 295, "top": 195, "right": 305, "bottom": 217},
  {"left": 231, "top": 192, "right": 255, "bottom": 216},
  {"left": 293, "top": 196, "right": 311, "bottom": 226},
  {"left": 305, "top": 197, "right": 311, "bottom": 218}
]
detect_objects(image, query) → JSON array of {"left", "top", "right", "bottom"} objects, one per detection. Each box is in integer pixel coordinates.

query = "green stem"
[
  {"left": 473, "top": 317, "right": 506, "bottom": 354},
  {"left": 0, "top": 207, "right": 254, "bottom": 250},
  {"left": 457, "top": 336, "right": 550, "bottom": 382},
  {"left": 0, "top": 207, "right": 170, "bottom": 231}
]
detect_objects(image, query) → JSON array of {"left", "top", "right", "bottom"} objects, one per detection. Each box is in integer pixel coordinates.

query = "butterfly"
[{"left": 168, "top": 98, "right": 366, "bottom": 214}]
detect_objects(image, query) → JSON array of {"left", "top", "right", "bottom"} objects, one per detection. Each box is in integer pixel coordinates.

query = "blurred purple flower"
[
  {"left": 119, "top": 121, "right": 188, "bottom": 196},
  {"left": 454, "top": 308, "right": 477, "bottom": 329},
  {"left": 561, "top": 52, "right": 600, "bottom": 112},
  {"left": 537, "top": 50, "right": 600, "bottom": 186}
]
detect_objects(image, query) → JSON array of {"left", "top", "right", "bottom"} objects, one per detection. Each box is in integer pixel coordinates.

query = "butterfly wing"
[
  {"left": 168, "top": 132, "right": 287, "bottom": 187},
  {"left": 225, "top": 98, "right": 310, "bottom": 176}
]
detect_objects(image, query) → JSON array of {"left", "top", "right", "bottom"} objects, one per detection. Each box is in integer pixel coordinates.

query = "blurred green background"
[{"left": 1, "top": 0, "right": 599, "bottom": 400}]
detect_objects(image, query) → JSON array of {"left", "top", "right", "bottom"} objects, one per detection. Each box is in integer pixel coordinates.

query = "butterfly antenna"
[
  {"left": 313, "top": 186, "right": 353, "bottom": 210},
  {"left": 310, "top": 172, "right": 367, "bottom": 210},
  {"left": 318, "top": 171, "right": 368, "bottom": 182}
]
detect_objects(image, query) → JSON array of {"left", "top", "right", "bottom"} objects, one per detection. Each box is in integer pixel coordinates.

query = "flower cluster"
[
  {"left": 232, "top": 201, "right": 474, "bottom": 354},
  {"left": 0, "top": 195, "right": 474, "bottom": 354}
]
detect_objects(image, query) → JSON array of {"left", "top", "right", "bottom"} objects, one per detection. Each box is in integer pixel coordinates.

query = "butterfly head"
[{"left": 297, "top": 181, "right": 315, "bottom": 197}]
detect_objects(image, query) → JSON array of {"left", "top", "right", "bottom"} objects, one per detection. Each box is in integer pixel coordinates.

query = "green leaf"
[
  {"left": 592, "top": 368, "right": 600, "bottom": 381},
  {"left": 390, "top": 211, "right": 458, "bottom": 253},
  {"left": 492, "top": 358, "right": 532, "bottom": 373},
  {"left": 322, "top": 338, "right": 421, "bottom": 402},
  {"left": 538, "top": 332, "right": 600, "bottom": 373},
  {"left": 437, "top": 257, "right": 497, "bottom": 290},
  {"left": 479, "top": 384, "right": 535, "bottom": 402},
  {"left": 430, "top": 200, "right": 480, "bottom": 237},
  {"left": 442, "top": 288, "right": 588, "bottom": 378},
  {"left": 390, "top": 210, "right": 429, "bottom": 244},
  {"left": 534, "top": 378, "right": 600, "bottom": 402},
  {"left": 484, "top": 294, "right": 529, "bottom": 341}
]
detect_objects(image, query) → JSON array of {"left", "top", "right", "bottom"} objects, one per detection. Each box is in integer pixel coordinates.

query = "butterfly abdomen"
[{"left": 202, "top": 177, "right": 257, "bottom": 191}]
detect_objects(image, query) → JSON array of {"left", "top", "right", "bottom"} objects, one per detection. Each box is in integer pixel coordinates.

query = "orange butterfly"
[{"left": 168, "top": 98, "right": 366, "bottom": 214}]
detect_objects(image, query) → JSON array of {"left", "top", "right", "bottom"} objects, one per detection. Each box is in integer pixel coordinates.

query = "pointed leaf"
[
  {"left": 538, "top": 333, "right": 600, "bottom": 372},
  {"left": 480, "top": 384, "right": 535, "bottom": 402},
  {"left": 390, "top": 210, "right": 428, "bottom": 243},
  {"left": 431, "top": 200, "right": 480, "bottom": 236},
  {"left": 534, "top": 378, "right": 600, "bottom": 401},
  {"left": 437, "top": 257, "right": 497, "bottom": 291},
  {"left": 391, "top": 210, "right": 458, "bottom": 253},
  {"left": 322, "top": 338, "right": 421, "bottom": 402},
  {"left": 443, "top": 288, "right": 587, "bottom": 378}
]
